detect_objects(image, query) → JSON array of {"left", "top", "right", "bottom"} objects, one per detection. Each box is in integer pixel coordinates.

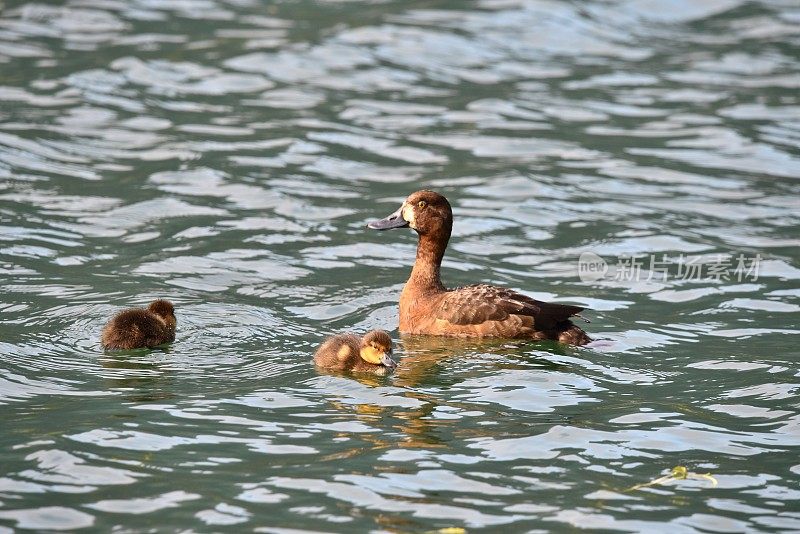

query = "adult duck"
[{"left": 368, "top": 190, "right": 591, "bottom": 345}]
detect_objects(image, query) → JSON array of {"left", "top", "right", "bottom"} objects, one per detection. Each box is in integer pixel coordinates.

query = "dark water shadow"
[
  {"left": 98, "top": 346, "right": 177, "bottom": 402},
  {"left": 393, "top": 334, "right": 573, "bottom": 388}
]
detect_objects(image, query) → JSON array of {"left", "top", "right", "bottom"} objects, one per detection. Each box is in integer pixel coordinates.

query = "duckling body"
[
  {"left": 314, "top": 330, "right": 396, "bottom": 375},
  {"left": 368, "top": 191, "right": 591, "bottom": 345},
  {"left": 101, "top": 299, "right": 176, "bottom": 350}
]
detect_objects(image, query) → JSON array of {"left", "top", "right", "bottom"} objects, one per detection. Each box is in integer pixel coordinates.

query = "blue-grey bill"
[
  {"left": 380, "top": 353, "right": 397, "bottom": 369},
  {"left": 367, "top": 206, "right": 409, "bottom": 230}
]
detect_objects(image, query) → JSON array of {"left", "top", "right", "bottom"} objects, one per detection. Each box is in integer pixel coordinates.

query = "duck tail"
[{"left": 559, "top": 325, "right": 592, "bottom": 346}]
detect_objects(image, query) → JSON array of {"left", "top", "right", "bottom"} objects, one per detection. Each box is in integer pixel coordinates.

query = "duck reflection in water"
[
  {"left": 393, "top": 335, "right": 570, "bottom": 387},
  {"left": 99, "top": 349, "right": 177, "bottom": 403},
  {"left": 315, "top": 335, "right": 571, "bottom": 451},
  {"left": 393, "top": 336, "right": 574, "bottom": 447}
]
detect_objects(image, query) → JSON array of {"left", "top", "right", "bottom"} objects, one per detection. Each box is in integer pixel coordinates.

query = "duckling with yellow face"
[{"left": 313, "top": 330, "right": 397, "bottom": 375}]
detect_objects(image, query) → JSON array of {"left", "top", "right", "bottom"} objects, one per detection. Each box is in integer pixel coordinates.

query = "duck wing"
[{"left": 436, "top": 284, "right": 584, "bottom": 331}]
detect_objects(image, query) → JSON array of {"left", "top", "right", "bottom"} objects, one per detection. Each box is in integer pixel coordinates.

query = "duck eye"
[{"left": 418, "top": 200, "right": 427, "bottom": 208}]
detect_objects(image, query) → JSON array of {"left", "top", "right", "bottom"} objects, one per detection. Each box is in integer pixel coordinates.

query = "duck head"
[
  {"left": 368, "top": 190, "right": 452, "bottom": 236},
  {"left": 148, "top": 299, "right": 176, "bottom": 330},
  {"left": 359, "top": 329, "right": 396, "bottom": 369}
]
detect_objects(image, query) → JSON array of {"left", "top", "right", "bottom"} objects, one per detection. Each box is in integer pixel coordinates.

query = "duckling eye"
[{"left": 418, "top": 200, "right": 427, "bottom": 208}]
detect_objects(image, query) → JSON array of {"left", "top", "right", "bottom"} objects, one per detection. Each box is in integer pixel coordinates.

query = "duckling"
[
  {"left": 368, "top": 190, "right": 591, "bottom": 345},
  {"left": 314, "top": 330, "right": 397, "bottom": 375},
  {"left": 100, "top": 299, "right": 177, "bottom": 350}
]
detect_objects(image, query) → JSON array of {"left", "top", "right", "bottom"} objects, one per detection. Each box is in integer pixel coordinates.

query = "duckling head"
[
  {"left": 359, "top": 330, "right": 396, "bottom": 369},
  {"left": 368, "top": 190, "right": 452, "bottom": 237},
  {"left": 148, "top": 299, "right": 176, "bottom": 329}
]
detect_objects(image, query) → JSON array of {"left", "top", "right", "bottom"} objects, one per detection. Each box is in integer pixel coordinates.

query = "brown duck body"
[
  {"left": 101, "top": 299, "right": 176, "bottom": 350},
  {"left": 314, "top": 330, "right": 395, "bottom": 375},
  {"left": 370, "top": 191, "right": 591, "bottom": 345},
  {"left": 400, "top": 283, "right": 591, "bottom": 344}
]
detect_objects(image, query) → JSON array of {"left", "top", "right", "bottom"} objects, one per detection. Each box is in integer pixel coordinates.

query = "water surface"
[{"left": 1, "top": 0, "right": 799, "bottom": 531}]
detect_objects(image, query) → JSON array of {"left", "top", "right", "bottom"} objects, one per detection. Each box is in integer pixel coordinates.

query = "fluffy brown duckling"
[
  {"left": 314, "top": 330, "right": 397, "bottom": 375},
  {"left": 368, "top": 190, "right": 591, "bottom": 345},
  {"left": 100, "top": 299, "right": 177, "bottom": 350}
]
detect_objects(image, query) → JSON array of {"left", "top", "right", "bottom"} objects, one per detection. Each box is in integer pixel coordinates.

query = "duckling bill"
[
  {"left": 314, "top": 330, "right": 396, "bottom": 375},
  {"left": 368, "top": 190, "right": 592, "bottom": 345},
  {"left": 101, "top": 299, "right": 177, "bottom": 350}
]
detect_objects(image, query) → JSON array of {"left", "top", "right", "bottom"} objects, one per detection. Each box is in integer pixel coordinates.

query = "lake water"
[{"left": 1, "top": 0, "right": 799, "bottom": 531}]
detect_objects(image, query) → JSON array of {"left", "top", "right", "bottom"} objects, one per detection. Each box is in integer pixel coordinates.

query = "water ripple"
[{"left": 1, "top": 0, "right": 799, "bottom": 531}]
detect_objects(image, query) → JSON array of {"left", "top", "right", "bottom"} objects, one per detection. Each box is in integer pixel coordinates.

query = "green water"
[{"left": 1, "top": 0, "right": 799, "bottom": 531}]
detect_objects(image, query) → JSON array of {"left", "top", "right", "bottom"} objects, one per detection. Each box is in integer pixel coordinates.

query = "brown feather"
[
  {"left": 436, "top": 284, "right": 583, "bottom": 331},
  {"left": 373, "top": 191, "right": 591, "bottom": 345},
  {"left": 101, "top": 300, "right": 176, "bottom": 350},
  {"left": 313, "top": 331, "right": 395, "bottom": 375}
]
